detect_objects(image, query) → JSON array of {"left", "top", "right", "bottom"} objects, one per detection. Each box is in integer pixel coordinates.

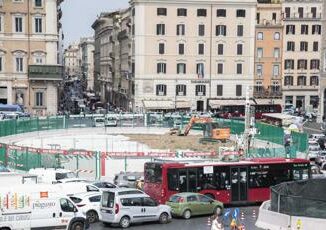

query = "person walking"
[{"left": 211, "top": 215, "right": 224, "bottom": 230}]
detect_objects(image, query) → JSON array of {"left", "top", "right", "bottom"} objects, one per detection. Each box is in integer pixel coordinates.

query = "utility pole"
[{"left": 244, "top": 86, "right": 252, "bottom": 158}]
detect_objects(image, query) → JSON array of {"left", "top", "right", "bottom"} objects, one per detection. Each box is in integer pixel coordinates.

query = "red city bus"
[
  {"left": 144, "top": 158, "right": 310, "bottom": 204},
  {"left": 216, "top": 104, "right": 282, "bottom": 119}
]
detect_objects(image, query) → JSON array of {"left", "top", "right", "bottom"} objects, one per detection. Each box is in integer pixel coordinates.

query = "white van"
[
  {"left": 29, "top": 168, "right": 77, "bottom": 184},
  {"left": 55, "top": 182, "right": 101, "bottom": 196},
  {"left": 100, "top": 188, "right": 171, "bottom": 228},
  {"left": 0, "top": 184, "right": 88, "bottom": 230}
]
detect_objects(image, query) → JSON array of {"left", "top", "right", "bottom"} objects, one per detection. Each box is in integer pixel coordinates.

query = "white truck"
[
  {"left": 28, "top": 168, "right": 77, "bottom": 184},
  {"left": 0, "top": 184, "right": 88, "bottom": 230}
]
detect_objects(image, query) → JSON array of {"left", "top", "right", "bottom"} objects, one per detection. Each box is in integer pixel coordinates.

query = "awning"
[
  {"left": 209, "top": 99, "right": 246, "bottom": 108},
  {"left": 143, "top": 100, "right": 174, "bottom": 110},
  {"left": 176, "top": 101, "right": 191, "bottom": 109}
]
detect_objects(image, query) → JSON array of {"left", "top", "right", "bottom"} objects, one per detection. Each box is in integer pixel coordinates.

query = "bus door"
[{"left": 230, "top": 167, "right": 248, "bottom": 202}]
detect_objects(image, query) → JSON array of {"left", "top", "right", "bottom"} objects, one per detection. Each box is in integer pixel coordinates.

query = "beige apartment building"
[
  {"left": 130, "top": 0, "right": 256, "bottom": 112},
  {"left": 79, "top": 37, "right": 95, "bottom": 91},
  {"left": 0, "top": 0, "right": 64, "bottom": 116},
  {"left": 64, "top": 43, "right": 80, "bottom": 78},
  {"left": 254, "top": 1, "right": 283, "bottom": 105},
  {"left": 282, "top": 0, "right": 323, "bottom": 113}
]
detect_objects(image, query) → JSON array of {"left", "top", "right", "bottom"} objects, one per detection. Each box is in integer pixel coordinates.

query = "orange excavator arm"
[{"left": 183, "top": 116, "right": 213, "bottom": 136}]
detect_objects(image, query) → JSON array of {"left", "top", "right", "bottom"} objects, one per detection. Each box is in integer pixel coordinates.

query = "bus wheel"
[
  {"left": 204, "top": 193, "right": 215, "bottom": 200},
  {"left": 183, "top": 209, "right": 192, "bottom": 219}
]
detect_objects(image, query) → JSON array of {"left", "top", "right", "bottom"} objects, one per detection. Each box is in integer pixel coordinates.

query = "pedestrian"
[
  {"left": 211, "top": 214, "right": 224, "bottom": 230},
  {"left": 230, "top": 218, "right": 237, "bottom": 230}
]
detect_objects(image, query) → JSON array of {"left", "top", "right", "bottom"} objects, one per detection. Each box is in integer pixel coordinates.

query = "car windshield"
[{"left": 169, "top": 195, "right": 181, "bottom": 203}]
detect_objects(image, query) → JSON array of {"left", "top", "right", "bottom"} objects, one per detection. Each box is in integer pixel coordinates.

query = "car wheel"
[
  {"left": 214, "top": 206, "right": 223, "bottom": 216},
  {"left": 120, "top": 216, "right": 131, "bottom": 228},
  {"left": 183, "top": 209, "right": 191, "bottom": 219},
  {"left": 70, "top": 221, "right": 84, "bottom": 230},
  {"left": 159, "top": 212, "right": 169, "bottom": 224},
  {"left": 86, "top": 210, "right": 99, "bottom": 223}
]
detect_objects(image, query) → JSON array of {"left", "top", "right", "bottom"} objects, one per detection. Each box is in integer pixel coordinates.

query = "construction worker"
[
  {"left": 230, "top": 218, "right": 237, "bottom": 230},
  {"left": 211, "top": 215, "right": 224, "bottom": 230}
]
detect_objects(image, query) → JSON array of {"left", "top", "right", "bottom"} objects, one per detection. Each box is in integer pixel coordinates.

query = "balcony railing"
[
  {"left": 283, "top": 12, "right": 322, "bottom": 20},
  {"left": 28, "top": 65, "right": 64, "bottom": 81},
  {"left": 253, "top": 88, "right": 282, "bottom": 98}
]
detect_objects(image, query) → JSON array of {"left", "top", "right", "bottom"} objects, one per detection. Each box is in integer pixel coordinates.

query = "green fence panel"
[
  {"left": 291, "top": 131, "right": 308, "bottom": 152},
  {"left": 0, "top": 145, "right": 5, "bottom": 165},
  {"left": 248, "top": 147, "right": 296, "bottom": 158},
  {"left": 256, "top": 123, "right": 284, "bottom": 145}
]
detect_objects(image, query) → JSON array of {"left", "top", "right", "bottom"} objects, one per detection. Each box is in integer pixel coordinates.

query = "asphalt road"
[{"left": 91, "top": 206, "right": 261, "bottom": 230}]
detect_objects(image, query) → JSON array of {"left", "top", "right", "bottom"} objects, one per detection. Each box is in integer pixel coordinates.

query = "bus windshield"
[{"left": 144, "top": 163, "right": 162, "bottom": 183}]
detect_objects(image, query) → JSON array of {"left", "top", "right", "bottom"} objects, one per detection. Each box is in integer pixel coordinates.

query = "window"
[
  {"left": 311, "top": 7, "right": 317, "bottom": 18},
  {"left": 197, "top": 9, "right": 207, "bottom": 17},
  {"left": 257, "top": 48, "right": 263, "bottom": 58},
  {"left": 198, "top": 24, "right": 205, "bottom": 36},
  {"left": 310, "top": 59, "right": 320, "bottom": 70},
  {"left": 254, "top": 81, "right": 263, "bottom": 93},
  {"left": 301, "top": 25, "right": 308, "bottom": 35},
  {"left": 216, "top": 9, "right": 226, "bottom": 17},
  {"left": 272, "top": 13, "right": 277, "bottom": 21},
  {"left": 178, "top": 43, "right": 184, "bottom": 55},
  {"left": 286, "top": 25, "right": 295, "bottom": 35},
  {"left": 297, "top": 76, "right": 306, "bottom": 86},
  {"left": 187, "top": 195, "right": 198, "bottom": 202},
  {"left": 120, "top": 197, "right": 142, "bottom": 207},
  {"left": 157, "top": 63, "right": 166, "bottom": 73},
  {"left": 196, "top": 63, "right": 205, "bottom": 78},
  {"left": 144, "top": 163, "right": 162, "bottom": 183},
  {"left": 217, "top": 85, "right": 223, "bottom": 96},
  {"left": 300, "top": 41, "right": 308, "bottom": 51},
  {"left": 0, "top": 56, "right": 2, "bottom": 72},
  {"left": 237, "top": 25, "right": 243, "bottom": 37},
  {"left": 60, "top": 198, "right": 75, "bottom": 212},
  {"left": 285, "top": 59, "right": 294, "bottom": 70},
  {"left": 237, "top": 44, "right": 243, "bottom": 55},
  {"left": 217, "top": 44, "right": 224, "bottom": 55},
  {"left": 272, "top": 65, "right": 279, "bottom": 77},
  {"left": 274, "top": 48, "right": 280, "bottom": 58},
  {"left": 35, "top": 91, "right": 44, "bottom": 106},
  {"left": 176, "top": 24, "right": 185, "bottom": 36},
  {"left": 257, "top": 32, "right": 263, "bottom": 40},
  {"left": 236, "top": 63, "right": 242, "bottom": 74},
  {"left": 298, "top": 7, "right": 304, "bottom": 18},
  {"left": 34, "top": 56, "right": 44, "bottom": 64},
  {"left": 35, "top": 0, "right": 42, "bottom": 7},
  {"left": 34, "top": 17, "right": 42, "bottom": 33},
  {"left": 0, "top": 15, "right": 3, "bottom": 32},
  {"left": 297, "top": 59, "right": 307, "bottom": 69},
  {"left": 195, "top": 85, "right": 206, "bottom": 96},
  {"left": 236, "top": 85, "right": 242, "bottom": 96},
  {"left": 313, "top": 42, "right": 319, "bottom": 52},
  {"left": 198, "top": 43, "right": 204, "bottom": 55},
  {"left": 89, "top": 195, "right": 101, "bottom": 203},
  {"left": 256, "top": 64, "right": 263, "bottom": 76},
  {"left": 310, "top": 76, "right": 319, "bottom": 86},
  {"left": 177, "top": 63, "right": 186, "bottom": 74},
  {"left": 177, "top": 8, "right": 187, "bottom": 17},
  {"left": 217, "top": 63, "right": 223, "bottom": 74},
  {"left": 159, "top": 43, "right": 165, "bottom": 54},
  {"left": 15, "top": 16, "right": 23, "bottom": 32},
  {"left": 143, "top": 197, "right": 157, "bottom": 207},
  {"left": 256, "top": 13, "right": 260, "bottom": 24},
  {"left": 285, "top": 7, "right": 291, "bottom": 18},
  {"left": 157, "top": 8, "right": 167, "bottom": 16},
  {"left": 176, "top": 84, "right": 186, "bottom": 96},
  {"left": 236, "top": 9, "right": 246, "bottom": 17},
  {"left": 156, "top": 84, "right": 167, "bottom": 96},
  {"left": 16, "top": 57, "right": 23, "bottom": 72},
  {"left": 284, "top": 76, "right": 293, "bottom": 86},
  {"left": 274, "top": 32, "right": 280, "bottom": 40},
  {"left": 156, "top": 24, "right": 165, "bottom": 35},
  {"left": 287, "top": 41, "right": 295, "bottom": 51},
  {"left": 102, "top": 192, "right": 114, "bottom": 208},
  {"left": 216, "top": 25, "right": 226, "bottom": 36},
  {"left": 312, "top": 25, "right": 321, "bottom": 35}
]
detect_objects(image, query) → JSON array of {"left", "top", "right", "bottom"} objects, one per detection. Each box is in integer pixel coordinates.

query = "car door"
[
  {"left": 141, "top": 197, "right": 160, "bottom": 222},
  {"left": 58, "top": 198, "right": 77, "bottom": 227},
  {"left": 197, "top": 194, "right": 215, "bottom": 215},
  {"left": 89, "top": 195, "right": 101, "bottom": 214},
  {"left": 120, "top": 197, "right": 143, "bottom": 223},
  {"left": 186, "top": 195, "right": 201, "bottom": 215}
]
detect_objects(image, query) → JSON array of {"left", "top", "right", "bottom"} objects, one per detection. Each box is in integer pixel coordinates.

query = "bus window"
[
  {"left": 198, "top": 168, "right": 216, "bottom": 190},
  {"left": 188, "top": 168, "right": 197, "bottom": 192},
  {"left": 144, "top": 163, "right": 162, "bottom": 183},
  {"left": 293, "top": 169, "right": 309, "bottom": 180},
  {"left": 167, "top": 169, "right": 178, "bottom": 191},
  {"left": 179, "top": 169, "right": 187, "bottom": 192}
]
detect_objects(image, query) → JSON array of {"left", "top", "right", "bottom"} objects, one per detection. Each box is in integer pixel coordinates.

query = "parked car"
[
  {"left": 310, "top": 164, "right": 325, "bottom": 179},
  {"left": 105, "top": 117, "right": 118, "bottom": 127},
  {"left": 308, "top": 140, "right": 321, "bottom": 160},
  {"left": 100, "top": 188, "right": 171, "bottom": 228},
  {"left": 92, "top": 181, "right": 118, "bottom": 189},
  {"left": 315, "top": 151, "right": 326, "bottom": 166},
  {"left": 114, "top": 172, "right": 143, "bottom": 188},
  {"left": 70, "top": 192, "right": 102, "bottom": 223},
  {"left": 166, "top": 193, "right": 224, "bottom": 219},
  {"left": 93, "top": 117, "right": 105, "bottom": 127}
]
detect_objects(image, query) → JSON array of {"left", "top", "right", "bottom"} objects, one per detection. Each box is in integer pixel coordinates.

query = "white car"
[{"left": 70, "top": 192, "right": 102, "bottom": 223}]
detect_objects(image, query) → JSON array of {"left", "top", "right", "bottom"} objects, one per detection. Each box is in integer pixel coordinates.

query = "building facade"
[
  {"left": 64, "top": 43, "right": 80, "bottom": 78},
  {"left": 321, "top": 0, "right": 326, "bottom": 119},
  {"left": 0, "top": 0, "right": 64, "bottom": 116},
  {"left": 254, "top": 1, "right": 283, "bottom": 105},
  {"left": 282, "top": 0, "right": 323, "bottom": 113},
  {"left": 79, "top": 37, "right": 95, "bottom": 91},
  {"left": 131, "top": 0, "right": 256, "bottom": 112}
]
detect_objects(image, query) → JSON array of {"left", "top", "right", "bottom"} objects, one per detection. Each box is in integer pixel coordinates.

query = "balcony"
[
  {"left": 28, "top": 65, "right": 64, "bottom": 81},
  {"left": 254, "top": 88, "right": 282, "bottom": 98},
  {"left": 283, "top": 13, "right": 322, "bottom": 21}
]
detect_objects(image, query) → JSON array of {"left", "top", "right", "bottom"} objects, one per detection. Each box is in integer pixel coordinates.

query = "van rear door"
[{"left": 101, "top": 191, "right": 116, "bottom": 222}]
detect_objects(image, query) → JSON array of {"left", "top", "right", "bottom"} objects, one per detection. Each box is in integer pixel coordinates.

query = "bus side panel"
[
  {"left": 200, "top": 190, "right": 231, "bottom": 204},
  {"left": 248, "top": 188, "right": 270, "bottom": 203},
  {"left": 144, "top": 183, "right": 163, "bottom": 204}
]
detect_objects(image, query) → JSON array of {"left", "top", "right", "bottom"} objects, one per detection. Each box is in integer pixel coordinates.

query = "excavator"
[{"left": 170, "top": 116, "right": 231, "bottom": 143}]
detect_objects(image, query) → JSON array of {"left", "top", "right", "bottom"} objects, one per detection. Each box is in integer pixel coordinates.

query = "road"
[{"left": 91, "top": 206, "right": 261, "bottom": 230}]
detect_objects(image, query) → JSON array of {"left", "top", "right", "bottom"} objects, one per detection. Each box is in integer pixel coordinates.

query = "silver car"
[
  {"left": 114, "top": 172, "right": 143, "bottom": 188},
  {"left": 100, "top": 188, "right": 171, "bottom": 228}
]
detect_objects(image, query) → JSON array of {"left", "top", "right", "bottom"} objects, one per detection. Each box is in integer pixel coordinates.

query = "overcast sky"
[{"left": 61, "top": 0, "right": 129, "bottom": 46}]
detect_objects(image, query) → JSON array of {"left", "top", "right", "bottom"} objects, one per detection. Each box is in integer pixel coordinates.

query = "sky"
[{"left": 61, "top": 0, "right": 129, "bottom": 47}]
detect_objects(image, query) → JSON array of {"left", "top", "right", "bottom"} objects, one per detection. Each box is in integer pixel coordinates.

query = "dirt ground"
[{"left": 126, "top": 133, "right": 235, "bottom": 152}]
